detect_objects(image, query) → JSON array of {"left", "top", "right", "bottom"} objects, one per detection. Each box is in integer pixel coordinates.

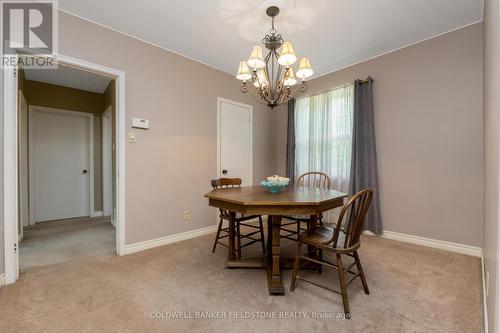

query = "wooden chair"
[
  {"left": 290, "top": 189, "right": 373, "bottom": 319},
  {"left": 280, "top": 172, "right": 331, "bottom": 241},
  {"left": 211, "top": 178, "right": 265, "bottom": 257}
]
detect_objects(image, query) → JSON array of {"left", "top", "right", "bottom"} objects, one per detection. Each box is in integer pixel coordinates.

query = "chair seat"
[{"left": 299, "top": 225, "right": 346, "bottom": 247}]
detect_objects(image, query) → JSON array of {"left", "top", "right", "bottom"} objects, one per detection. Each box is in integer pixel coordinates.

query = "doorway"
[
  {"left": 217, "top": 97, "right": 253, "bottom": 185},
  {"left": 3, "top": 53, "right": 126, "bottom": 284}
]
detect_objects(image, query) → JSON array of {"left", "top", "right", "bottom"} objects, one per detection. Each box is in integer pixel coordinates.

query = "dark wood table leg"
[
  {"left": 227, "top": 211, "right": 236, "bottom": 261},
  {"left": 266, "top": 215, "right": 285, "bottom": 295},
  {"left": 267, "top": 215, "right": 272, "bottom": 262},
  {"left": 307, "top": 214, "right": 318, "bottom": 256}
]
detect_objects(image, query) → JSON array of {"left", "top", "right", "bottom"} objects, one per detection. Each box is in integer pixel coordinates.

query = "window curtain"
[
  {"left": 285, "top": 98, "right": 295, "bottom": 182},
  {"left": 350, "top": 78, "right": 383, "bottom": 234},
  {"left": 294, "top": 84, "right": 354, "bottom": 202}
]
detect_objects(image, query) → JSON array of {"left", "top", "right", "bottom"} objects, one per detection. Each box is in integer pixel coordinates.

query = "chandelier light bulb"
[
  {"left": 236, "top": 61, "right": 252, "bottom": 81},
  {"left": 247, "top": 45, "right": 266, "bottom": 69},
  {"left": 278, "top": 41, "right": 297, "bottom": 67},
  {"left": 296, "top": 57, "right": 314, "bottom": 79}
]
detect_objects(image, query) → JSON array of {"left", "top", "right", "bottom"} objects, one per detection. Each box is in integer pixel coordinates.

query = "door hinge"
[
  {"left": 13, "top": 68, "right": 17, "bottom": 77},
  {"left": 14, "top": 242, "right": 17, "bottom": 254}
]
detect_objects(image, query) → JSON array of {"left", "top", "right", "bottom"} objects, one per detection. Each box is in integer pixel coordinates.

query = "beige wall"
[
  {"left": 22, "top": 80, "right": 105, "bottom": 211},
  {"left": 24, "top": 80, "right": 104, "bottom": 114},
  {"left": 51, "top": 12, "right": 275, "bottom": 246},
  {"left": 0, "top": 12, "right": 276, "bottom": 273},
  {"left": 277, "top": 23, "right": 483, "bottom": 247},
  {"left": 482, "top": 0, "right": 499, "bottom": 330}
]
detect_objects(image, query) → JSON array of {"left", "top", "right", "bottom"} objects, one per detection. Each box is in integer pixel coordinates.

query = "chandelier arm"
[
  {"left": 247, "top": 84, "right": 274, "bottom": 107},
  {"left": 273, "top": 66, "right": 290, "bottom": 104},
  {"left": 247, "top": 84, "right": 266, "bottom": 103},
  {"left": 250, "top": 71, "right": 264, "bottom": 100},
  {"left": 252, "top": 69, "right": 273, "bottom": 105},
  {"left": 263, "top": 52, "right": 274, "bottom": 98}
]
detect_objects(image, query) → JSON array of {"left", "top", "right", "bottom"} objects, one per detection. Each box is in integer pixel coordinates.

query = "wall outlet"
[
  {"left": 183, "top": 210, "right": 190, "bottom": 221},
  {"left": 486, "top": 271, "right": 490, "bottom": 296}
]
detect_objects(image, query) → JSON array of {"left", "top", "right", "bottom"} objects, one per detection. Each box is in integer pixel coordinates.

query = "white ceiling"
[
  {"left": 58, "top": 0, "right": 483, "bottom": 79},
  {"left": 24, "top": 63, "right": 112, "bottom": 93}
]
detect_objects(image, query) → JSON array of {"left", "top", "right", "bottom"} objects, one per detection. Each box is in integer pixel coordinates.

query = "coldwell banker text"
[{"left": 149, "top": 311, "right": 347, "bottom": 320}]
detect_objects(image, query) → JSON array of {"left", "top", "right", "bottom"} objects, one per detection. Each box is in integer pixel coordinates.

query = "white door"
[
  {"left": 218, "top": 98, "right": 253, "bottom": 185},
  {"left": 102, "top": 108, "right": 113, "bottom": 218},
  {"left": 30, "top": 107, "right": 91, "bottom": 223}
]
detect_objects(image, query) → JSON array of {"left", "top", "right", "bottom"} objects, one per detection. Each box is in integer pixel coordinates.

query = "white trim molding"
[
  {"left": 123, "top": 226, "right": 217, "bottom": 255},
  {"left": 481, "top": 254, "right": 489, "bottom": 333},
  {"left": 364, "top": 230, "right": 482, "bottom": 257},
  {"left": 3, "top": 52, "right": 126, "bottom": 284},
  {"left": 0, "top": 273, "right": 5, "bottom": 288},
  {"left": 4, "top": 55, "right": 19, "bottom": 285},
  {"left": 91, "top": 211, "right": 104, "bottom": 217}
]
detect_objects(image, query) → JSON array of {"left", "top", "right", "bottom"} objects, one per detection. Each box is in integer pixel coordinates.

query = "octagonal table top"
[{"left": 205, "top": 186, "right": 347, "bottom": 215}]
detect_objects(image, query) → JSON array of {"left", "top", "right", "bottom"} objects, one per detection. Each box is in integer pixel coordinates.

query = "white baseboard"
[
  {"left": 0, "top": 273, "right": 5, "bottom": 288},
  {"left": 123, "top": 225, "right": 217, "bottom": 255},
  {"left": 363, "top": 230, "right": 482, "bottom": 257},
  {"left": 90, "top": 211, "right": 103, "bottom": 217},
  {"left": 481, "top": 254, "right": 489, "bottom": 333}
]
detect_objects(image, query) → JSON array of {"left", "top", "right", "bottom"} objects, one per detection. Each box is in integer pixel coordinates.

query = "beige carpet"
[
  {"left": 0, "top": 222, "right": 483, "bottom": 332},
  {"left": 19, "top": 216, "right": 115, "bottom": 270}
]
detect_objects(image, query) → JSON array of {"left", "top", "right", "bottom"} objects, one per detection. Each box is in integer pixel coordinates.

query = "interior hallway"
[{"left": 20, "top": 217, "right": 115, "bottom": 270}]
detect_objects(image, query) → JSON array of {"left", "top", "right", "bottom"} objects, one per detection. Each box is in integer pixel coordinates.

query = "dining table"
[{"left": 204, "top": 185, "right": 347, "bottom": 295}]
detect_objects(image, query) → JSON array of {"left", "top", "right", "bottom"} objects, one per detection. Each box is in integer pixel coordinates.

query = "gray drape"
[
  {"left": 286, "top": 98, "right": 295, "bottom": 182},
  {"left": 350, "top": 78, "right": 383, "bottom": 234}
]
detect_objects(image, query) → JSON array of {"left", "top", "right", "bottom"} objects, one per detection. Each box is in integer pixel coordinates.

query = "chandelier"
[{"left": 235, "top": 6, "right": 314, "bottom": 108}]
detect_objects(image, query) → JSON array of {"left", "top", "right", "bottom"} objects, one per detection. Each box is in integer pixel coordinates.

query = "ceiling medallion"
[{"left": 235, "top": 5, "right": 313, "bottom": 108}]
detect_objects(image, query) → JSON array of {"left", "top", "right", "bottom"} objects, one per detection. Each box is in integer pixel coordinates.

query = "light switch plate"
[{"left": 131, "top": 117, "right": 150, "bottom": 129}]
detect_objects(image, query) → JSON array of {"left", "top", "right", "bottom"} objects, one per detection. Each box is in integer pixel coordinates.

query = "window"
[{"left": 294, "top": 84, "right": 354, "bottom": 193}]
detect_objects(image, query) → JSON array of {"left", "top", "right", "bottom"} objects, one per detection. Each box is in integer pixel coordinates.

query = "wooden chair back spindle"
[
  {"left": 210, "top": 177, "right": 266, "bottom": 256},
  {"left": 296, "top": 172, "right": 331, "bottom": 189},
  {"left": 211, "top": 178, "right": 242, "bottom": 217},
  {"left": 330, "top": 189, "right": 373, "bottom": 249}
]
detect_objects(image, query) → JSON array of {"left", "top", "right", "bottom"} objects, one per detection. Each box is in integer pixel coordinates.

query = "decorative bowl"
[{"left": 260, "top": 176, "right": 290, "bottom": 194}]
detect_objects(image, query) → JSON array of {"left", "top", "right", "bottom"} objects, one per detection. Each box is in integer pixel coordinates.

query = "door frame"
[
  {"left": 102, "top": 106, "right": 113, "bottom": 220},
  {"left": 216, "top": 97, "right": 253, "bottom": 184},
  {"left": 3, "top": 53, "right": 127, "bottom": 285},
  {"left": 28, "top": 105, "right": 95, "bottom": 224},
  {"left": 17, "top": 89, "right": 27, "bottom": 240}
]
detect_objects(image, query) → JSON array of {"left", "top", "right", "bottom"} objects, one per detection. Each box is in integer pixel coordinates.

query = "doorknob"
[
  {"left": 82, "top": 170, "right": 88, "bottom": 175},
  {"left": 222, "top": 169, "right": 228, "bottom": 175}
]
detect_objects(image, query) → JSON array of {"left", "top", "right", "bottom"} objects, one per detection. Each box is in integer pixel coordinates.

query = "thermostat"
[{"left": 131, "top": 117, "right": 150, "bottom": 130}]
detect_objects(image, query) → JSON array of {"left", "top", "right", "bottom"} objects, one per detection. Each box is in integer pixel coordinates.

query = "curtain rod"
[
  {"left": 357, "top": 76, "right": 374, "bottom": 84},
  {"left": 296, "top": 76, "right": 374, "bottom": 100}
]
